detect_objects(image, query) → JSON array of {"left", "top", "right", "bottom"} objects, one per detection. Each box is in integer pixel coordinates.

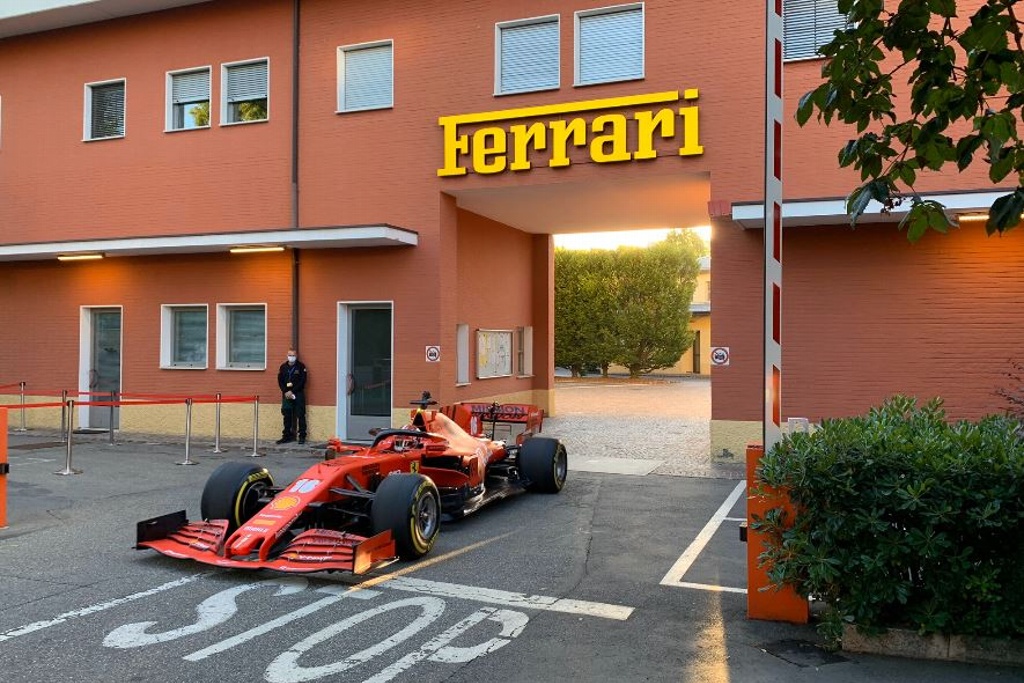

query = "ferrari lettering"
[{"left": 437, "top": 90, "right": 703, "bottom": 177}]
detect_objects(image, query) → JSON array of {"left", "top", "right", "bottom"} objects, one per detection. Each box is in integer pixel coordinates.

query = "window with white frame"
[
  {"left": 217, "top": 304, "right": 266, "bottom": 369},
  {"left": 456, "top": 323, "right": 470, "bottom": 385},
  {"left": 575, "top": 4, "right": 644, "bottom": 86},
  {"left": 337, "top": 41, "right": 394, "bottom": 112},
  {"left": 167, "top": 68, "right": 211, "bottom": 131},
  {"left": 85, "top": 79, "right": 126, "bottom": 140},
  {"left": 222, "top": 59, "right": 268, "bottom": 124},
  {"left": 495, "top": 16, "right": 559, "bottom": 95},
  {"left": 161, "top": 305, "right": 208, "bottom": 368},
  {"left": 784, "top": 0, "right": 846, "bottom": 61},
  {"left": 516, "top": 326, "right": 534, "bottom": 376}
]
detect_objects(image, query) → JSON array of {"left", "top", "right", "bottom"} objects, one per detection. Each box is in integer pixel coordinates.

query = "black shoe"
[
  {"left": 276, "top": 436, "right": 294, "bottom": 445},
  {"left": 297, "top": 438, "right": 306, "bottom": 445}
]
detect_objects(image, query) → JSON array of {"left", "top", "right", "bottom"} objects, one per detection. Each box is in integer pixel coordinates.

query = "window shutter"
[
  {"left": 784, "top": 0, "right": 845, "bottom": 60},
  {"left": 578, "top": 6, "right": 643, "bottom": 85},
  {"left": 91, "top": 82, "right": 124, "bottom": 138},
  {"left": 172, "top": 70, "right": 210, "bottom": 103},
  {"left": 343, "top": 43, "right": 393, "bottom": 111},
  {"left": 226, "top": 61, "right": 267, "bottom": 103},
  {"left": 499, "top": 20, "right": 559, "bottom": 94}
]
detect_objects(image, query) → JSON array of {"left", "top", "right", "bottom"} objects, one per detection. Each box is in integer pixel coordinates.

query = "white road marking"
[
  {"left": 185, "top": 584, "right": 381, "bottom": 662},
  {"left": 0, "top": 574, "right": 209, "bottom": 643},
  {"left": 381, "top": 577, "right": 634, "bottom": 621},
  {"left": 676, "top": 582, "right": 747, "bottom": 595},
  {"left": 660, "top": 480, "right": 747, "bottom": 592}
]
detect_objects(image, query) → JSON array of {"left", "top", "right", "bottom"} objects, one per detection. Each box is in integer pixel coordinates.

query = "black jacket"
[{"left": 278, "top": 360, "right": 308, "bottom": 396}]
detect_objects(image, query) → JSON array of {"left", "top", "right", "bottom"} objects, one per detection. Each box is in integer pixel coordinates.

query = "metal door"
[
  {"left": 692, "top": 330, "right": 702, "bottom": 374},
  {"left": 89, "top": 308, "right": 121, "bottom": 429},
  {"left": 343, "top": 305, "right": 392, "bottom": 440}
]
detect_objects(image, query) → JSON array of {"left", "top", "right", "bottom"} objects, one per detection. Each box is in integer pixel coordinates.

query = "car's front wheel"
[
  {"left": 200, "top": 462, "right": 275, "bottom": 532},
  {"left": 372, "top": 473, "right": 441, "bottom": 560},
  {"left": 520, "top": 437, "right": 568, "bottom": 493}
]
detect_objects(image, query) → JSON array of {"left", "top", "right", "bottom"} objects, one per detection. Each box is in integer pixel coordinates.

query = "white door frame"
[
  {"left": 78, "top": 305, "right": 123, "bottom": 430},
  {"left": 335, "top": 301, "right": 394, "bottom": 441}
]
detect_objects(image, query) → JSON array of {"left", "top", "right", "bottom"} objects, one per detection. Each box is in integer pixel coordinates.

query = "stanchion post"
[
  {"left": 249, "top": 395, "right": 262, "bottom": 457},
  {"left": 55, "top": 399, "right": 82, "bottom": 476},
  {"left": 178, "top": 398, "right": 197, "bottom": 466},
  {"left": 212, "top": 392, "right": 224, "bottom": 453},
  {"left": 16, "top": 381, "right": 26, "bottom": 432},
  {"left": 60, "top": 389, "right": 69, "bottom": 443},
  {"left": 1, "top": 407, "right": 8, "bottom": 528},
  {"left": 108, "top": 390, "right": 116, "bottom": 445}
]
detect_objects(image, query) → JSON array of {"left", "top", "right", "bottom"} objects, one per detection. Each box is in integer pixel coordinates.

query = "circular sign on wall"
[
  {"left": 425, "top": 346, "right": 441, "bottom": 363},
  {"left": 710, "top": 347, "right": 730, "bottom": 366}
]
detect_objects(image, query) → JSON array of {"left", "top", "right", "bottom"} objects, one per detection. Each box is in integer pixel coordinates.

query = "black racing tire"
[
  {"left": 372, "top": 473, "right": 441, "bottom": 560},
  {"left": 200, "top": 462, "right": 275, "bottom": 532},
  {"left": 520, "top": 437, "right": 567, "bottom": 493}
]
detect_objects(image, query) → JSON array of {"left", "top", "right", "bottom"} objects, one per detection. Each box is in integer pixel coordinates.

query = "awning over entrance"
[
  {"left": 0, "top": 225, "right": 419, "bottom": 262},
  {"left": 731, "top": 190, "right": 1008, "bottom": 229}
]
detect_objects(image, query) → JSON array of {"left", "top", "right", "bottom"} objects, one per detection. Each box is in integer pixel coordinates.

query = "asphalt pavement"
[{"left": 1, "top": 380, "right": 1021, "bottom": 682}]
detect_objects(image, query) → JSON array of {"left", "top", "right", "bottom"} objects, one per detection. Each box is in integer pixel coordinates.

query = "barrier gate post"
[
  {"left": 746, "top": 443, "right": 808, "bottom": 622},
  {"left": 249, "top": 395, "right": 262, "bottom": 457},
  {"left": 1, "top": 407, "right": 8, "bottom": 528}
]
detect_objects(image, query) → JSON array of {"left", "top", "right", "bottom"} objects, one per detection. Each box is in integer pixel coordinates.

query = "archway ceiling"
[{"left": 447, "top": 174, "right": 710, "bottom": 235}]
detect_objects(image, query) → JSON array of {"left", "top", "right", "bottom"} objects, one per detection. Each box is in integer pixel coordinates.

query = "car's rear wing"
[{"left": 440, "top": 402, "right": 543, "bottom": 444}]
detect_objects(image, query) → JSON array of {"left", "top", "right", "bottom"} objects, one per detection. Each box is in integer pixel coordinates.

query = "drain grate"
[{"left": 761, "top": 639, "right": 847, "bottom": 668}]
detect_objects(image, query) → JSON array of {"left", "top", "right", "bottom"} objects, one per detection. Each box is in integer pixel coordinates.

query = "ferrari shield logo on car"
[{"left": 410, "top": 461, "right": 420, "bottom": 474}]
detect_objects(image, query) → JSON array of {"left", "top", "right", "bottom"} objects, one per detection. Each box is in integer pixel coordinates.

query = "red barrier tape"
[
  {"left": 14, "top": 397, "right": 257, "bottom": 409},
  {"left": 0, "top": 383, "right": 22, "bottom": 390}
]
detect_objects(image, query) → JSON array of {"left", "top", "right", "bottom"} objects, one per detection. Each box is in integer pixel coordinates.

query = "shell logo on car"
[{"left": 269, "top": 496, "right": 301, "bottom": 511}]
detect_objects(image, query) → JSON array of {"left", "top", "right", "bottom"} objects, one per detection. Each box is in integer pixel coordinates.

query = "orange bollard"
[
  {"left": 0, "top": 407, "right": 7, "bottom": 529},
  {"left": 746, "top": 443, "right": 808, "bottom": 623}
]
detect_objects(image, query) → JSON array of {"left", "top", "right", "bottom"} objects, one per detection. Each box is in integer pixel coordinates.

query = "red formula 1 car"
[{"left": 136, "top": 392, "right": 567, "bottom": 574}]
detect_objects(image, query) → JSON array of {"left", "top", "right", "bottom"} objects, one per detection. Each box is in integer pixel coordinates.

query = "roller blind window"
[
  {"left": 577, "top": 5, "right": 644, "bottom": 86},
  {"left": 224, "top": 60, "right": 268, "bottom": 123},
  {"left": 339, "top": 42, "right": 394, "bottom": 112},
  {"left": 497, "top": 18, "right": 559, "bottom": 95},
  {"left": 227, "top": 307, "right": 265, "bottom": 367},
  {"left": 88, "top": 81, "right": 125, "bottom": 139},
  {"left": 784, "top": 0, "right": 847, "bottom": 61},
  {"left": 170, "top": 69, "right": 210, "bottom": 130}
]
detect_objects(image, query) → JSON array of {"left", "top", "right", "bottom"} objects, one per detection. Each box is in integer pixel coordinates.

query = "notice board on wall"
[{"left": 476, "top": 329, "right": 513, "bottom": 379}]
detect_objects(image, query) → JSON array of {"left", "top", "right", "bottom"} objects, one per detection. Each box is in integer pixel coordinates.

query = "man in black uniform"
[{"left": 277, "top": 347, "right": 308, "bottom": 444}]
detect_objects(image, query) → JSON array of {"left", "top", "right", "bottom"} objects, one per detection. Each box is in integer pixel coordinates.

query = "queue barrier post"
[
  {"left": 1, "top": 407, "right": 8, "bottom": 528},
  {"left": 178, "top": 398, "right": 197, "bottom": 466},
  {"left": 15, "top": 382, "right": 26, "bottom": 432},
  {"left": 108, "top": 391, "right": 116, "bottom": 446},
  {"left": 212, "top": 392, "right": 224, "bottom": 453},
  {"left": 60, "top": 389, "right": 69, "bottom": 443},
  {"left": 249, "top": 395, "right": 262, "bottom": 458},
  {"left": 55, "top": 399, "right": 82, "bottom": 476}
]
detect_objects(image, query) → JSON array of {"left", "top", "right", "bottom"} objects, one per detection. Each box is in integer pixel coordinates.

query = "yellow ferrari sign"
[{"left": 438, "top": 90, "right": 703, "bottom": 177}]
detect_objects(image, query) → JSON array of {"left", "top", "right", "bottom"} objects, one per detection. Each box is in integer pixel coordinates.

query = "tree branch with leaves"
[{"left": 796, "top": 0, "right": 1024, "bottom": 241}]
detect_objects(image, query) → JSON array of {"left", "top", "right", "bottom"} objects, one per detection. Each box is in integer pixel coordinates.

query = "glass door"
[
  {"left": 89, "top": 308, "right": 122, "bottom": 430},
  {"left": 345, "top": 305, "right": 392, "bottom": 440}
]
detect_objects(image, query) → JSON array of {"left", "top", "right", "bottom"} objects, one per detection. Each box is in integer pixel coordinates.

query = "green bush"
[{"left": 754, "top": 396, "right": 1024, "bottom": 647}]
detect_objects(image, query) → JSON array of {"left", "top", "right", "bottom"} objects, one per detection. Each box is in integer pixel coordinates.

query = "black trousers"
[{"left": 282, "top": 394, "right": 307, "bottom": 440}]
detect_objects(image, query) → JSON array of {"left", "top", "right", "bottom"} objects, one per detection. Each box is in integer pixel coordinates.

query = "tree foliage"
[
  {"left": 796, "top": 0, "right": 1024, "bottom": 241},
  {"left": 554, "top": 230, "right": 704, "bottom": 378}
]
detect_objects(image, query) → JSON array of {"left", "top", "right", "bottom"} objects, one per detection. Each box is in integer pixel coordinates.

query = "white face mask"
[{"left": 287, "top": 355, "right": 297, "bottom": 363}]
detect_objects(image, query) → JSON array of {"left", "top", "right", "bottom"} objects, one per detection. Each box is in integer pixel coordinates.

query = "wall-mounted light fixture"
[
  {"left": 956, "top": 213, "right": 989, "bottom": 225},
  {"left": 229, "top": 245, "right": 286, "bottom": 254},
  {"left": 57, "top": 253, "right": 104, "bottom": 261}
]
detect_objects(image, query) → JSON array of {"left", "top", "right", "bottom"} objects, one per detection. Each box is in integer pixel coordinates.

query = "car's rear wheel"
[
  {"left": 200, "top": 462, "right": 275, "bottom": 532},
  {"left": 372, "top": 473, "right": 441, "bottom": 560},
  {"left": 520, "top": 437, "right": 567, "bottom": 493}
]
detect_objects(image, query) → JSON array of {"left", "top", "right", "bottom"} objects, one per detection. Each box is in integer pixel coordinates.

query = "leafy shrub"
[{"left": 754, "top": 396, "right": 1024, "bottom": 647}]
